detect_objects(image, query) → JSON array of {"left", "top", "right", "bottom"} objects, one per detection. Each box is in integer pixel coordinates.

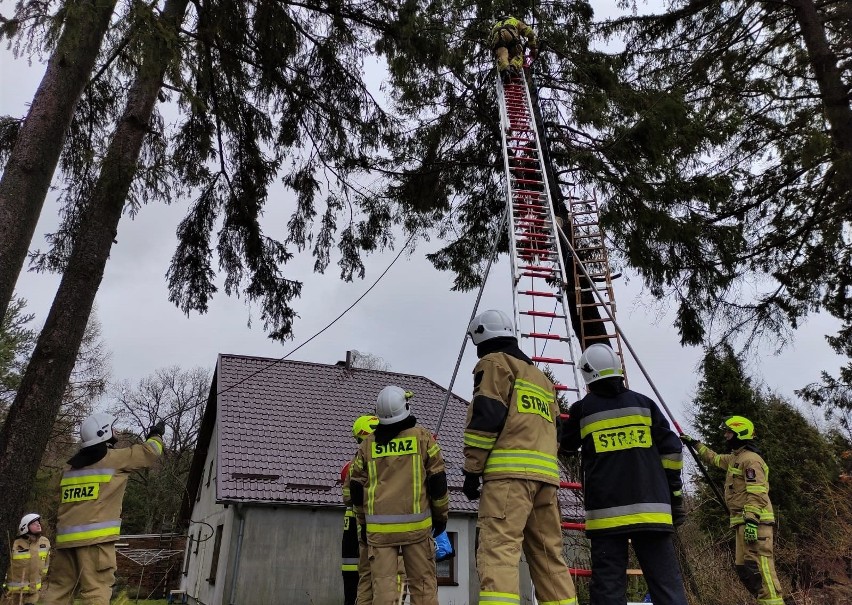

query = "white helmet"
[
  {"left": 468, "top": 309, "right": 515, "bottom": 345},
  {"left": 18, "top": 513, "right": 40, "bottom": 536},
  {"left": 376, "top": 386, "right": 412, "bottom": 425},
  {"left": 578, "top": 343, "right": 623, "bottom": 385},
  {"left": 81, "top": 412, "right": 116, "bottom": 448}
]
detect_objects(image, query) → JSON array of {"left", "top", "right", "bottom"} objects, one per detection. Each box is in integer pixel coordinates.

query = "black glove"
[
  {"left": 359, "top": 524, "right": 367, "bottom": 544},
  {"left": 529, "top": 46, "right": 539, "bottom": 60},
  {"left": 680, "top": 433, "right": 698, "bottom": 446},
  {"left": 671, "top": 495, "right": 686, "bottom": 527},
  {"left": 432, "top": 519, "right": 447, "bottom": 538},
  {"left": 462, "top": 472, "right": 482, "bottom": 501},
  {"left": 146, "top": 420, "right": 166, "bottom": 439}
]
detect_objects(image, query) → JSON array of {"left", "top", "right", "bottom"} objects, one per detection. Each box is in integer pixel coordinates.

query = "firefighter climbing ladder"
[{"left": 496, "top": 69, "right": 628, "bottom": 581}]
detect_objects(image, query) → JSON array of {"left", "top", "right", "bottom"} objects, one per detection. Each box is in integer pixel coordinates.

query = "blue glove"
[
  {"left": 744, "top": 519, "right": 759, "bottom": 543},
  {"left": 434, "top": 530, "right": 455, "bottom": 562}
]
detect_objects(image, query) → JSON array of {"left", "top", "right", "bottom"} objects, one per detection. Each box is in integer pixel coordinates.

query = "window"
[
  {"left": 207, "top": 524, "right": 224, "bottom": 584},
  {"left": 206, "top": 459, "right": 214, "bottom": 487},
  {"left": 436, "top": 532, "right": 458, "bottom": 586},
  {"left": 182, "top": 535, "right": 193, "bottom": 576}
]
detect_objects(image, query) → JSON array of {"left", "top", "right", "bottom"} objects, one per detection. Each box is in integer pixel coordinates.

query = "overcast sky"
[{"left": 0, "top": 3, "right": 844, "bottom": 436}]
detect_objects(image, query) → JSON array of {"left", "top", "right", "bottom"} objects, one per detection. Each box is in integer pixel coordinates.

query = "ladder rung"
[
  {"left": 560, "top": 481, "right": 582, "bottom": 490},
  {"left": 580, "top": 317, "right": 614, "bottom": 323},
  {"left": 562, "top": 522, "right": 586, "bottom": 531},
  {"left": 521, "top": 310, "right": 565, "bottom": 318},
  {"left": 554, "top": 384, "right": 580, "bottom": 392},
  {"left": 517, "top": 248, "right": 555, "bottom": 256},
  {"left": 518, "top": 289, "right": 558, "bottom": 298},
  {"left": 520, "top": 270, "right": 556, "bottom": 278},
  {"left": 521, "top": 332, "right": 567, "bottom": 341},
  {"left": 515, "top": 217, "right": 550, "bottom": 225},
  {"left": 582, "top": 334, "right": 618, "bottom": 341},
  {"left": 531, "top": 355, "right": 571, "bottom": 364},
  {"left": 569, "top": 568, "right": 591, "bottom": 578}
]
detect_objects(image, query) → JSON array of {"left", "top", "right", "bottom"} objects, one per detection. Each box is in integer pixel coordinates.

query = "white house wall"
[{"left": 181, "top": 417, "right": 234, "bottom": 605}]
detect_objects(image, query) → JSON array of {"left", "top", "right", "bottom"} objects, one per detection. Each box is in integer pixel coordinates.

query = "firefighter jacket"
[
  {"left": 490, "top": 16, "right": 536, "bottom": 50},
  {"left": 341, "top": 456, "right": 359, "bottom": 572},
  {"left": 55, "top": 436, "right": 163, "bottom": 549},
  {"left": 464, "top": 348, "right": 560, "bottom": 486},
  {"left": 350, "top": 420, "right": 449, "bottom": 547},
  {"left": 696, "top": 442, "right": 775, "bottom": 527},
  {"left": 560, "top": 386, "right": 684, "bottom": 536},
  {"left": 5, "top": 535, "right": 50, "bottom": 597}
]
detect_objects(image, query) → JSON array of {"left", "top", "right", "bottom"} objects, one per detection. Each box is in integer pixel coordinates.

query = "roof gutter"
[{"left": 227, "top": 503, "right": 246, "bottom": 605}]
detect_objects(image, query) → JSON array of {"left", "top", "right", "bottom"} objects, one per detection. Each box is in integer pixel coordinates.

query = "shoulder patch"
[{"left": 745, "top": 467, "right": 757, "bottom": 481}]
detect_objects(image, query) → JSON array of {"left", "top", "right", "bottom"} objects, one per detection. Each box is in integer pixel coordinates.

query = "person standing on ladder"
[
  {"left": 341, "top": 414, "right": 379, "bottom": 605},
  {"left": 489, "top": 13, "right": 538, "bottom": 84},
  {"left": 681, "top": 417, "right": 792, "bottom": 605},
  {"left": 462, "top": 309, "right": 578, "bottom": 605},
  {"left": 3, "top": 514, "right": 50, "bottom": 605},
  {"left": 559, "top": 343, "right": 689, "bottom": 605}
]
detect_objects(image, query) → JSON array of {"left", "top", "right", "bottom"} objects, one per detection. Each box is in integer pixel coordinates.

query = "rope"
[
  {"left": 434, "top": 207, "right": 509, "bottom": 436},
  {"left": 216, "top": 230, "right": 418, "bottom": 397}
]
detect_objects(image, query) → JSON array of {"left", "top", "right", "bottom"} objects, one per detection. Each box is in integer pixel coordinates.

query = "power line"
[{"left": 216, "top": 230, "right": 418, "bottom": 396}]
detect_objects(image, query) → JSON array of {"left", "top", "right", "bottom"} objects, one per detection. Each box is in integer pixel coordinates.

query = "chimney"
[{"left": 336, "top": 350, "right": 354, "bottom": 369}]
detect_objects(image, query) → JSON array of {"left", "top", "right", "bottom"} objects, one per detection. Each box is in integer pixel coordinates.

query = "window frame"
[
  {"left": 207, "top": 525, "right": 224, "bottom": 584},
  {"left": 436, "top": 531, "right": 458, "bottom": 586}
]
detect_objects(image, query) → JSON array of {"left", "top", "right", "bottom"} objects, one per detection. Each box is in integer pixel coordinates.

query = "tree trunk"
[
  {"left": 0, "top": 0, "right": 118, "bottom": 322},
  {"left": 788, "top": 0, "right": 852, "bottom": 156},
  {"left": 0, "top": 0, "right": 188, "bottom": 577}
]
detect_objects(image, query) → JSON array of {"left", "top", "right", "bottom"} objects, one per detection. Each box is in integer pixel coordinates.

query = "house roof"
[{"left": 182, "top": 353, "right": 584, "bottom": 520}]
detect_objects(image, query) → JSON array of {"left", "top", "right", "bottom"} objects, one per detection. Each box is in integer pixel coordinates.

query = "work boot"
[{"left": 500, "top": 69, "right": 511, "bottom": 84}]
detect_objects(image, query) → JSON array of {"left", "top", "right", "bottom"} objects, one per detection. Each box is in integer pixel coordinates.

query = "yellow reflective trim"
[
  {"left": 367, "top": 460, "right": 377, "bottom": 515},
  {"left": 428, "top": 443, "right": 440, "bottom": 457},
  {"left": 513, "top": 378, "right": 552, "bottom": 400},
  {"left": 341, "top": 564, "right": 358, "bottom": 571},
  {"left": 55, "top": 526, "right": 120, "bottom": 544},
  {"left": 591, "top": 426, "right": 652, "bottom": 453},
  {"left": 60, "top": 474, "right": 112, "bottom": 486},
  {"left": 759, "top": 555, "right": 779, "bottom": 599},
  {"left": 585, "top": 511, "right": 672, "bottom": 531},
  {"left": 514, "top": 379, "right": 554, "bottom": 422},
  {"left": 412, "top": 454, "right": 421, "bottom": 514},
  {"left": 728, "top": 466, "right": 742, "bottom": 475},
  {"left": 432, "top": 494, "right": 449, "bottom": 507},
  {"left": 366, "top": 516, "right": 432, "bottom": 533},
  {"left": 464, "top": 433, "right": 497, "bottom": 449},
  {"left": 539, "top": 600, "right": 578, "bottom": 605},
  {"left": 479, "top": 592, "right": 521, "bottom": 604},
  {"left": 146, "top": 438, "right": 163, "bottom": 455},
  {"left": 11, "top": 553, "right": 30, "bottom": 560},
  {"left": 662, "top": 458, "right": 683, "bottom": 470},
  {"left": 746, "top": 485, "right": 768, "bottom": 493},
  {"left": 580, "top": 414, "right": 651, "bottom": 438}
]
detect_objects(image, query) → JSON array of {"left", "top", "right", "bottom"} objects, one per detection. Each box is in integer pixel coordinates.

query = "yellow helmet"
[
  {"left": 722, "top": 415, "right": 754, "bottom": 440},
  {"left": 352, "top": 415, "right": 379, "bottom": 442}
]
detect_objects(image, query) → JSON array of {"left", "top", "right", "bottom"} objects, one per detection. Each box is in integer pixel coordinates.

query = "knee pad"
[{"left": 735, "top": 562, "right": 762, "bottom": 595}]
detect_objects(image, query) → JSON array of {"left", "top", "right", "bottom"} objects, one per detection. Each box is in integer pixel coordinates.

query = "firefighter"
[
  {"left": 341, "top": 414, "right": 379, "bottom": 605},
  {"left": 489, "top": 13, "right": 537, "bottom": 84},
  {"left": 559, "top": 343, "right": 689, "bottom": 605},
  {"left": 463, "top": 309, "right": 577, "bottom": 605},
  {"left": 350, "top": 387, "right": 449, "bottom": 605},
  {"left": 681, "top": 417, "right": 790, "bottom": 605},
  {"left": 3, "top": 514, "right": 50, "bottom": 605},
  {"left": 41, "top": 412, "right": 164, "bottom": 605}
]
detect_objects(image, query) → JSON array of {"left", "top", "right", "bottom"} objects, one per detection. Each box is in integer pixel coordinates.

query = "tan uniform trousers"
[
  {"left": 1, "top": 589, "right": 39, "bottom": 605},
  {"left": 491, "top": 31, "right": 524, "bottom": 72},
  {"left": 40, "top": 544, "right": 116, "bottom": 605},
  {"left": 735, "top": 524, "right": 785, "bottom": 605},
  {"left": 356, "top": 538, "right": 373, "bottom": 605},
  {"left": 369, "top": 538, "right": 435, "bottom": 605},
  {"left": 477, "top": 479, "right": 577, "bottom": 605}
]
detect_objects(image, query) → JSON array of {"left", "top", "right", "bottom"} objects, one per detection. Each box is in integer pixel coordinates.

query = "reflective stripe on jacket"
[
  {"left": 351, "top": 426, "right": 448, "bottom": 546},
  {"left": 489, "top": 16, "right": 536, "bottom": 50},
  {"left": 55, "top": 437, "right": 163, "bottom": 549},
  {"left": 696, "top": 443, "right": 775, "bottom": 526},
  {"left": 561, "top": 388, "right": 684, "bottom": 535},
  {"left": 464, "top": 352, "right": 560, "bottom": 485},
  {"left": 5, "top": 536, "right": 50, "bottom": 594}
]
